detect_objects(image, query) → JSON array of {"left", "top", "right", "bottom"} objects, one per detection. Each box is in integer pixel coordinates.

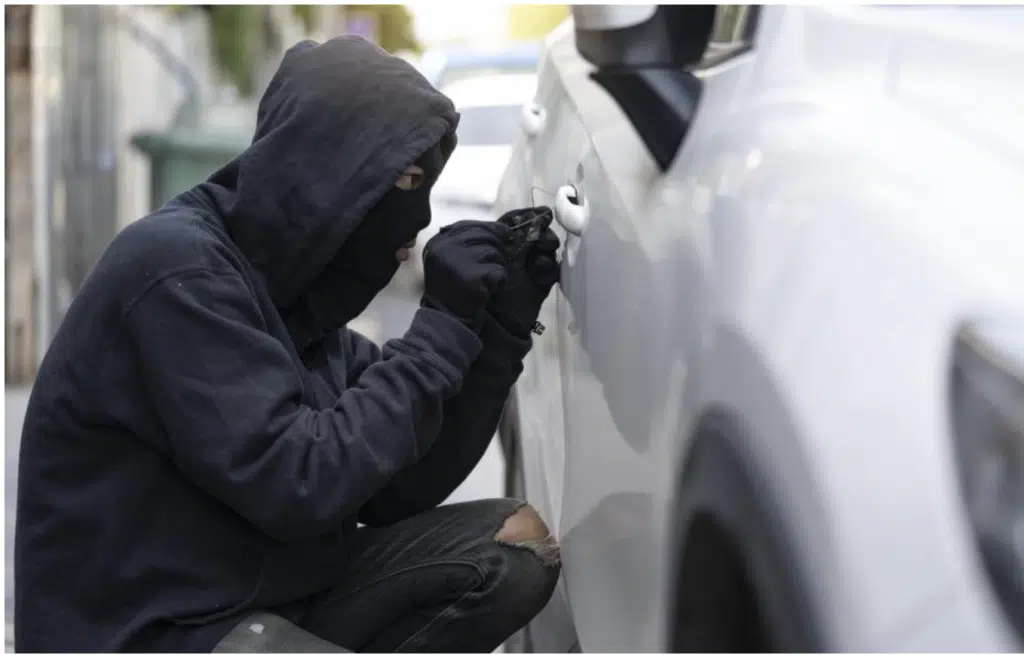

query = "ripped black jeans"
[{"left": 272, "top": 498, "right": 560, "bottom": 653}]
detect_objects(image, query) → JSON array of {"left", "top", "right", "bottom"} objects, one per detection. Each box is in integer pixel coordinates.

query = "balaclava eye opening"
[{"left": 335, "top": 142, "right": 445, "bottom": 285}]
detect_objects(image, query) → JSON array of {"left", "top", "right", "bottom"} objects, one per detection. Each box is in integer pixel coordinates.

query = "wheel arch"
[{"left": 667, "top": 405, "right": 829, "bottom": 652}]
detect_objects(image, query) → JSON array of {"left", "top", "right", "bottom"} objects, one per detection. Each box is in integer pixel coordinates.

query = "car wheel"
[
  {"left": 500, "top": 395, "right": 536, "bottom": 653},
  {"left": 670, "top": 413, "right": 824, "bottom": 653}
]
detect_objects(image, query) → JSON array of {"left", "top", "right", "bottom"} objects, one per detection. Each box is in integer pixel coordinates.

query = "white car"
[
  {"left": 409, "top": 72, "right": 539, "bottom": 284},
  {"left": 496, "top": 5, "right": 1024, "bottom": 652}
]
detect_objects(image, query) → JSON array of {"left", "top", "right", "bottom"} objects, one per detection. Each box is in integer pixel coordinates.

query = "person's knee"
[
  {"left": 494, "top": 504, "right": 560, "bottom": 566},
  {"left": 489, "top": 504, "right": 560, "bottom": 630},
  {"left": 495, "top": 504, "right": 549, "bottom": 543}
]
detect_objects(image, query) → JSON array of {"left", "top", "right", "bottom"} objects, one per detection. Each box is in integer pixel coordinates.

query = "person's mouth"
[{"left": 396, "top": 239, "right": 416, "bottom": 262}]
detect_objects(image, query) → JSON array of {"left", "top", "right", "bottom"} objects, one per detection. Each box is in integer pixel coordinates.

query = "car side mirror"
[{"left": 571, "top": 5, "right": 717, "bottom": 172}]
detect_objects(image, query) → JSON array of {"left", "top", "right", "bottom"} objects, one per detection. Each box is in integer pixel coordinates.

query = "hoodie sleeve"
[
  {"left": 123, "top": 266, "right": 482, "bottom": 542},
  {"left": 343, "top": 327, "right": 384, "bottom": 388},
  {"left": 357, "top": 312, "right": 532, "bottom": 526}
]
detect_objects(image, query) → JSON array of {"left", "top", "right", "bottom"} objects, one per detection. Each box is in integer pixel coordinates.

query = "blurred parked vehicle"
[
  {"left": 497, "top": 4, "right": 1024, "bottom": 652},
  {"left": 417, "top": 42, "right": 541, "bottom": 89},
  {"left": 409, "top": 71, "right": 539, "bottom": 284}
]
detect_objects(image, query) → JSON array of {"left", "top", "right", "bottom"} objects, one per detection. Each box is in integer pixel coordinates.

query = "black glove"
[
  {"left": 488, "top": 208, "right": 561, "bottom": 339},
  {"left": 421, "top": 220, "right": 511, "bottom": 332}
]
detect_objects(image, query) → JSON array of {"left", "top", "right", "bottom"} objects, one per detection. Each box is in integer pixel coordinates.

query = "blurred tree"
[
  {"left": 161, "top": 5, "right": 428, "bottom": 96},
  {"left": 507, "top": 4, "right": 568, "bottom": 42},
  {"left": 164, "top": 5, "right": 326, "bottom": 97},
  {"left": 291, "top": 4, "right": 317, "bottom": 33},
  {"left": 204, "top": 5, "right": 263, "bottom": 96},
  {"left": 343, "top": 4, "right": 421, "bottom": 54}
]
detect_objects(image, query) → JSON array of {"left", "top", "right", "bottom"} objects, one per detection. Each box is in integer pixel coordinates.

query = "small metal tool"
[{"left": 503, "top": 207, "right": 553, "bottom": 265}]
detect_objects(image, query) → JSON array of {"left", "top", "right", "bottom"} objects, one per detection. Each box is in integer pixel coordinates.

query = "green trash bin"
[{"left": 131, "top": 127, "right": 251, "bottom": 212}]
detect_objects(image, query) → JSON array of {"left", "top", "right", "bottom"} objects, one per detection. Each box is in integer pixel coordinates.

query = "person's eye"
[{"left": 395, "top": 165, "right": 425, "bottom": 191}]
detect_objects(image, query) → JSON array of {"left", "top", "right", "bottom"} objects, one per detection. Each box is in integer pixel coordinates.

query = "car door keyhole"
[{"left": 522, "top": 102, "right": 548, "bottom": 138}]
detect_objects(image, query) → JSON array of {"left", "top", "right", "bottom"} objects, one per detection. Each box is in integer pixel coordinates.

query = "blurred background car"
[
  {"left": 496, "top": 4, "right": 1024, "bottom": 653},
  {"left": 416, "top": 41, "right": 541, "bottom": 89},
  {"left": 407, "top": 70, "right": 539, "bottom": 285}
]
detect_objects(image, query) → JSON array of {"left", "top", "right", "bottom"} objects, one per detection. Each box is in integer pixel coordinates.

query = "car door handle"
[
  {"left": 521, "top": 102, "right": 547, "bottom": 138},
  {"left": 554, "top": 184, "right": 589, "bottom": 236}
]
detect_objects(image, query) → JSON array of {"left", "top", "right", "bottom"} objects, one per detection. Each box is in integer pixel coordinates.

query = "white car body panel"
[{"left": 496, "top": 5, "right": 1024, "bottom": 651}]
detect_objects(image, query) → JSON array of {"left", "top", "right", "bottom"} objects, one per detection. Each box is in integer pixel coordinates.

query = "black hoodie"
[{"left": 14, "top": 37, "right": 532, "bottom": 652}]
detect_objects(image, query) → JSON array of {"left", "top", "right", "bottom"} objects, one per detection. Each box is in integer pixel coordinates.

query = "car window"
[
  {"left": 452, "top": 104, "right": 522, "bottom": 146},
  {"left": 703, "top": 5, "right": 757, "bottom": 64}
]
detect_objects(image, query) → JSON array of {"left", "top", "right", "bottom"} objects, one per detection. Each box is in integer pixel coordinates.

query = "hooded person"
[{"left": 14, "top": 36, "right": 561, "bottom": 653}]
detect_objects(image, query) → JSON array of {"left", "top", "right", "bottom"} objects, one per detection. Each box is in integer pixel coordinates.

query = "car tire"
[{"left": 670, "top": 413, "right": 824, "bottom": 653}]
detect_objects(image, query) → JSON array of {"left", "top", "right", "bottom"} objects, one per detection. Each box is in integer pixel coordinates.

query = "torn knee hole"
[
  {"left": 495, "top": 505, "right": 561, "bottom": 566},
  {"left": 496, "top": 505, "right": 550, "bottom": 543}
]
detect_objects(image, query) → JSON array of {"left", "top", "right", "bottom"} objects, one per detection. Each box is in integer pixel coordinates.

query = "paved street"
[{"left": 3, "top": 270, "right": 505, "bottom": 651}]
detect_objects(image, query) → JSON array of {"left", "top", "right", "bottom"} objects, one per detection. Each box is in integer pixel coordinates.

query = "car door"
[
  {"left": 548, "top": 6, "right": 760, "bottom": 650},
  {"left": 495, "top": 26, "right": 589, "bottom": 542},
  {"left": 495, "top": 32, "right": 591, "bottom": 651}
]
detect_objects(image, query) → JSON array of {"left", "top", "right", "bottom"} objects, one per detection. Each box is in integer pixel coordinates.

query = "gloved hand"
[
  {"left": 421, "top": 220, "right": 511, "bottom": 332},
  {"left": 487, "top": 207, "right": 561, "bottom": 339}
]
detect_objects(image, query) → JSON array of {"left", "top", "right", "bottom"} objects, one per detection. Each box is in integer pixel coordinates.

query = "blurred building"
[
  {"left": 412, "top": 3, "right": 508, "bottom": 48},
  {"left": 4, "top": 6, "right": 223, "bottom": 383}
]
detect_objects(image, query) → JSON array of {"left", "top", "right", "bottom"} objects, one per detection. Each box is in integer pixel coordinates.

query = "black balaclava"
[
  {"left": 283, "top": 141, "right": 447, "bottom": 350},
  {"left": 193, "top": 36, "right": 461, "bottom": 352}
]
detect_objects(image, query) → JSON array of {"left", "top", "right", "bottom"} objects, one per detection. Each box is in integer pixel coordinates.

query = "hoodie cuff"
[
  {"left": 478, "top": 312, "right": 533, "bottom": 367},
  {"left": 396, "top": 307, "right": 484, "bottom": 381}
]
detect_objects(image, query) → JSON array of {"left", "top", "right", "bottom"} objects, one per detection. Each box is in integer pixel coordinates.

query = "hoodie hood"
[{"left": 193, "top": 36, "right": 459, "bottom": 318}]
